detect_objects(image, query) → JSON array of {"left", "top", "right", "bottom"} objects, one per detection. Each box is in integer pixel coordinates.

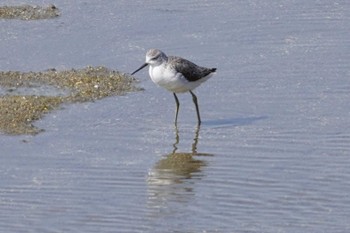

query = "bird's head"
[{"left": 131, "top": 49, "right": 167, "bottom": 75}]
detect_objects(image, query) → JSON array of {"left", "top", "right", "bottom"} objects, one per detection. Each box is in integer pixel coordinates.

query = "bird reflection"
[
  {"left": 147, "top": 125, "right": 212, "bottom": 211},
  {"left": 171, "top": 125, "right": 201, "bottom": 155}
]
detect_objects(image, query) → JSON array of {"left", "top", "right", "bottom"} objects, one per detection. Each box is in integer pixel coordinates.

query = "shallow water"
[{"left": 1, "top": 0, "right": 350, "bottom": 232}]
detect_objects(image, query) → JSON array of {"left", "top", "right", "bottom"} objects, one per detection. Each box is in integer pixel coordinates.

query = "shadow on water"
[
  {"left": 147, "top": 125, "right": 212, "bottom": 213},
  {"left": 203, "top": 116, "right": 267, "bottom": 128}
]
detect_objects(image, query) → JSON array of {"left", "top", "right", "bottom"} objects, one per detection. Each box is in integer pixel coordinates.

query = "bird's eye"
[{"left": 151, "top": 55, "right": 160, "bottom": 60}]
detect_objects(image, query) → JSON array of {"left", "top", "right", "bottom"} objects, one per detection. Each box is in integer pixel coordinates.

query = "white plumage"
[{"left": 132, "top": 49, "right": 216, "bottom": 125}]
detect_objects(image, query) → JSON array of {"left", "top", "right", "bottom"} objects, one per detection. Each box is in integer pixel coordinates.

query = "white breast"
[{"left": 149, "top": 65, "right": 190, "bottom": 93}]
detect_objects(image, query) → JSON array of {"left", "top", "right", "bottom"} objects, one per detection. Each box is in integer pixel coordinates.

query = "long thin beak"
[{"left": 131, "top": 63, "right": 148, "bottom": 75}]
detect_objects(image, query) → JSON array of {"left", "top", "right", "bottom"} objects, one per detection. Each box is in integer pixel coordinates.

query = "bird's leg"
[
  {"left": 189, "top": 91, "right": 201, "bottom": 125},
  {"left": 173, "top": 93, "right": 180, "bottom": 126}
]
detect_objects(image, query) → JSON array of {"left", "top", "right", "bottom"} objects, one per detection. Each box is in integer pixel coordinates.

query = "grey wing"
[{"left": 169, "top": 56, "right": 215, "bottom": 82}]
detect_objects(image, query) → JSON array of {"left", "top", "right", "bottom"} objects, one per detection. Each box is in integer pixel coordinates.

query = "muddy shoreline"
[
  {"left": 0, "top": 66, "right": 140, "bottom": 135},
  {"left": 0, "top": 4, "right": 59, "bottom": 20}
]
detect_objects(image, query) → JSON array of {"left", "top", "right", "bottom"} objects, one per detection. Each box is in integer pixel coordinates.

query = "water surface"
[{"left": 1, "top": 0, "right": 350, "bottom": 232}]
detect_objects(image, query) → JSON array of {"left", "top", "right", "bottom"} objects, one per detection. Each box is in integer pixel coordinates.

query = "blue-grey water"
[{"left": 1, "top": 1, "right": 350, "bottom": 232}]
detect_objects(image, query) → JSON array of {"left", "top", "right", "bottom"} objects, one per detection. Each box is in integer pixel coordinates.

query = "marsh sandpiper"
[{"left": 132, "top": 49, "right": 216, "bottom": 125}]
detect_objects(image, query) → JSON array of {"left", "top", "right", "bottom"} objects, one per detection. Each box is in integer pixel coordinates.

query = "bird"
[{"left": 131, "top": 49, "right": 216, "bottom": 125}]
